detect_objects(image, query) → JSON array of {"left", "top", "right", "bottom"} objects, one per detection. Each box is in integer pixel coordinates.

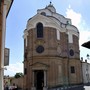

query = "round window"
[
  {"left": 69, "top": 49, "right": 74, "bottom": 56},
  {"left": 36, "top": 45, "right": 44, "bottom": 53}
]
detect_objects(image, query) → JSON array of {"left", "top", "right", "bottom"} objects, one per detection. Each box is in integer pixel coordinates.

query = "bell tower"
[{"left": 23, "top": 3, "right": 82, "bottom": 90}]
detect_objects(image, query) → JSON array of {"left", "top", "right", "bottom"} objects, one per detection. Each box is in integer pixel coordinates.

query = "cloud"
[
  {"left": 66, "top": 6, "right": 82, "bottom": 27},
  {"left": 66, "top": 5, "right": 90, "bottom": 45},
  {"left": 4, "top": 62, "right": 23, "bottom": 76},
  {"left": 66, "top": 5, "right": 90, "bottom": 61},
  {"left": 80, "top": 31, "right": 90, "bottom": 45}
]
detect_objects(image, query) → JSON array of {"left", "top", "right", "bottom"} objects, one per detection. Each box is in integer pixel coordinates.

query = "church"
[{"left": 23, "top": 2, "right": 82, "bottom": 90}]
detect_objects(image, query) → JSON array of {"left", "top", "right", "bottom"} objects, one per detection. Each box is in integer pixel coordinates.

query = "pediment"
[
  {"left": 26, "top": 14, "right": 62, "bottom": 31},
  {"left": 27, "top": 14, "right": 54, "bottom": 26},
  {"left": 30, "top": 62, "right": 49, "bottom": 70}
]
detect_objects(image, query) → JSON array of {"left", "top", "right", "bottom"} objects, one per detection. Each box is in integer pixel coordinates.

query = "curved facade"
[{"left": 23, "top": 3, "right": 82, "bottom": 90}]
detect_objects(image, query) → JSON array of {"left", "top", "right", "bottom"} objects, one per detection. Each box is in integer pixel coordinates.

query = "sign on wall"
[{"left": 4, "top": 48, "right": 10, "bottom": 66}]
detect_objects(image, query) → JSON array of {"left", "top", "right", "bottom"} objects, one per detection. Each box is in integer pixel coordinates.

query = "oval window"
[{"left": 69, "top": 49, "right": 74, "bottom": 56}]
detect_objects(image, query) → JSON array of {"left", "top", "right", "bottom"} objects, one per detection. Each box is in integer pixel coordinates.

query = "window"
[
  {"left": 68, "top": 34, "right": 73, "bottom": 43},
  {"left": 69, "top": 49, "right": 74, "bottom": 56},
  {"left": 24, "top": 68, "right": 27, "bottom": 75},
  {"left": 24, "top": 52, "right": 27, "bottom": 59},
  {"left": 36, "top": 45, "right": 44, "bottom": 53},
  {"left": 24, "top": 37, "right": 27, "bottom": 47},
  {"left": 71, "top": 66, "right": 75, "bottom": 73},
  {"left": 41, "top": 12, "right": 46, "bottom": 16},
  {"left": 37, "top": 23, "right": 43, "bottom": 38},
  {"left": 56, "top": 29, "right": 60, "bottom": 40}
]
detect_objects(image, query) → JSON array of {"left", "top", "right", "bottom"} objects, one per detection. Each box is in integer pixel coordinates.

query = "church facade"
[{"left": 23, "top": 3, "right": 82, "bottom": 90}]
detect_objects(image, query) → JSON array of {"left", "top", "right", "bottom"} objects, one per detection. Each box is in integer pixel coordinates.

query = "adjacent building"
[
  {"left": 0, "top": 0, "right": 13, "bottom": 90},
  {"left": 81, "top": 60, "right": 90, "bottom": 84},
  {"left": 23, "top": 3, "right": 82, "bottom": 90},
  {"left": 82, "top": 34, "right": 90, "bottom": 84}
]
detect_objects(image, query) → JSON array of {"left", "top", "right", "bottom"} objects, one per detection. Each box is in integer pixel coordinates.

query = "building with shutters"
[{"left": 23, "top": 2, "right": 82, "bottom": 90}]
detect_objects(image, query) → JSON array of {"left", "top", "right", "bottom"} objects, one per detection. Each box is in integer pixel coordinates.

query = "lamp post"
[{"left": 87, "top": 54, "right": 89, "bottom": 60}]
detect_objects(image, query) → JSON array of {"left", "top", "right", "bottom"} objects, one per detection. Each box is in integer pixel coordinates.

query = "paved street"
[{"left": 84, "top": 86, "right": 90, "bottom": 90}]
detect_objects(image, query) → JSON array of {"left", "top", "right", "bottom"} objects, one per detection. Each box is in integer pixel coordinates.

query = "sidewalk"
[{"left": 49, "top": 85, "right": 84, "bottom": 90}]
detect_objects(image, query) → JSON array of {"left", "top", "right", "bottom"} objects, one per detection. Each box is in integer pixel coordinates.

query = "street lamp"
[{"left": 86, "top": 54, "right": 89, "bottom": 60}]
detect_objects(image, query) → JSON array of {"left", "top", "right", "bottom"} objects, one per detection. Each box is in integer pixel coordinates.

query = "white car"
[{"left": 9, "top": 85, "right": 17, "bottom": 90}]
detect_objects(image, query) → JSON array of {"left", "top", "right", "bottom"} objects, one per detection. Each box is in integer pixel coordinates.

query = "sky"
[{"left": 4, "top": 0, "right": 90, "bottom": 76}]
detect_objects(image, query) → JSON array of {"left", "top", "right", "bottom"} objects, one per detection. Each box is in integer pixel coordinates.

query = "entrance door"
[{"left": 35, "top": 70, "right": 44, "bottom": 90}]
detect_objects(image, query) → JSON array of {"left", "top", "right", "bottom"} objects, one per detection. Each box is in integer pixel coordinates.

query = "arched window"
[
  {"left": 37, "top": 23, "right": 43, "bottom": 38},
  {"left": 41, "top": 12, "right": 46, "bottom": 16}
]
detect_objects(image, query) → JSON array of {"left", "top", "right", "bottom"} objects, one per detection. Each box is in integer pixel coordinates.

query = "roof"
[
  {"left": 82, "top": 41, "right": 90, "bottom": 49},
  {"left": 6, "top": 0, "right": 14, "bottom": 17}
]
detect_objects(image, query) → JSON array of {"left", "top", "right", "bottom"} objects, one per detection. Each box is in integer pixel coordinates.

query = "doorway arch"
[{"left": 35, "top": 70, "right": 44, "bottom": 90}]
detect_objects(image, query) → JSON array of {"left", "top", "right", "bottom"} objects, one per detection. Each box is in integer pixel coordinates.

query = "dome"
[{"left": 46, "top": 2, "right": 56, "bottom": 13}]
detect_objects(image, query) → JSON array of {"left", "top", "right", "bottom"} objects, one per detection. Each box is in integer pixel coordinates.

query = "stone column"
[
  {"left": 32, "top": 71, "right": 34, "bottom": 87},
  {"left": 44, "top": 71, "right": 46, "bottom": 86},
  {"left": 43, "top": 70, "right": 47, "bottom": 90},
  {"left": 31, "top": 71, "right": 36, "bottom": 90}
]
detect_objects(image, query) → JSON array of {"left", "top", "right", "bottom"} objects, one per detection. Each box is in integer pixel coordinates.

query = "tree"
[{"left": 14, "top": 72, "right": 23, "bottom": 78}]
